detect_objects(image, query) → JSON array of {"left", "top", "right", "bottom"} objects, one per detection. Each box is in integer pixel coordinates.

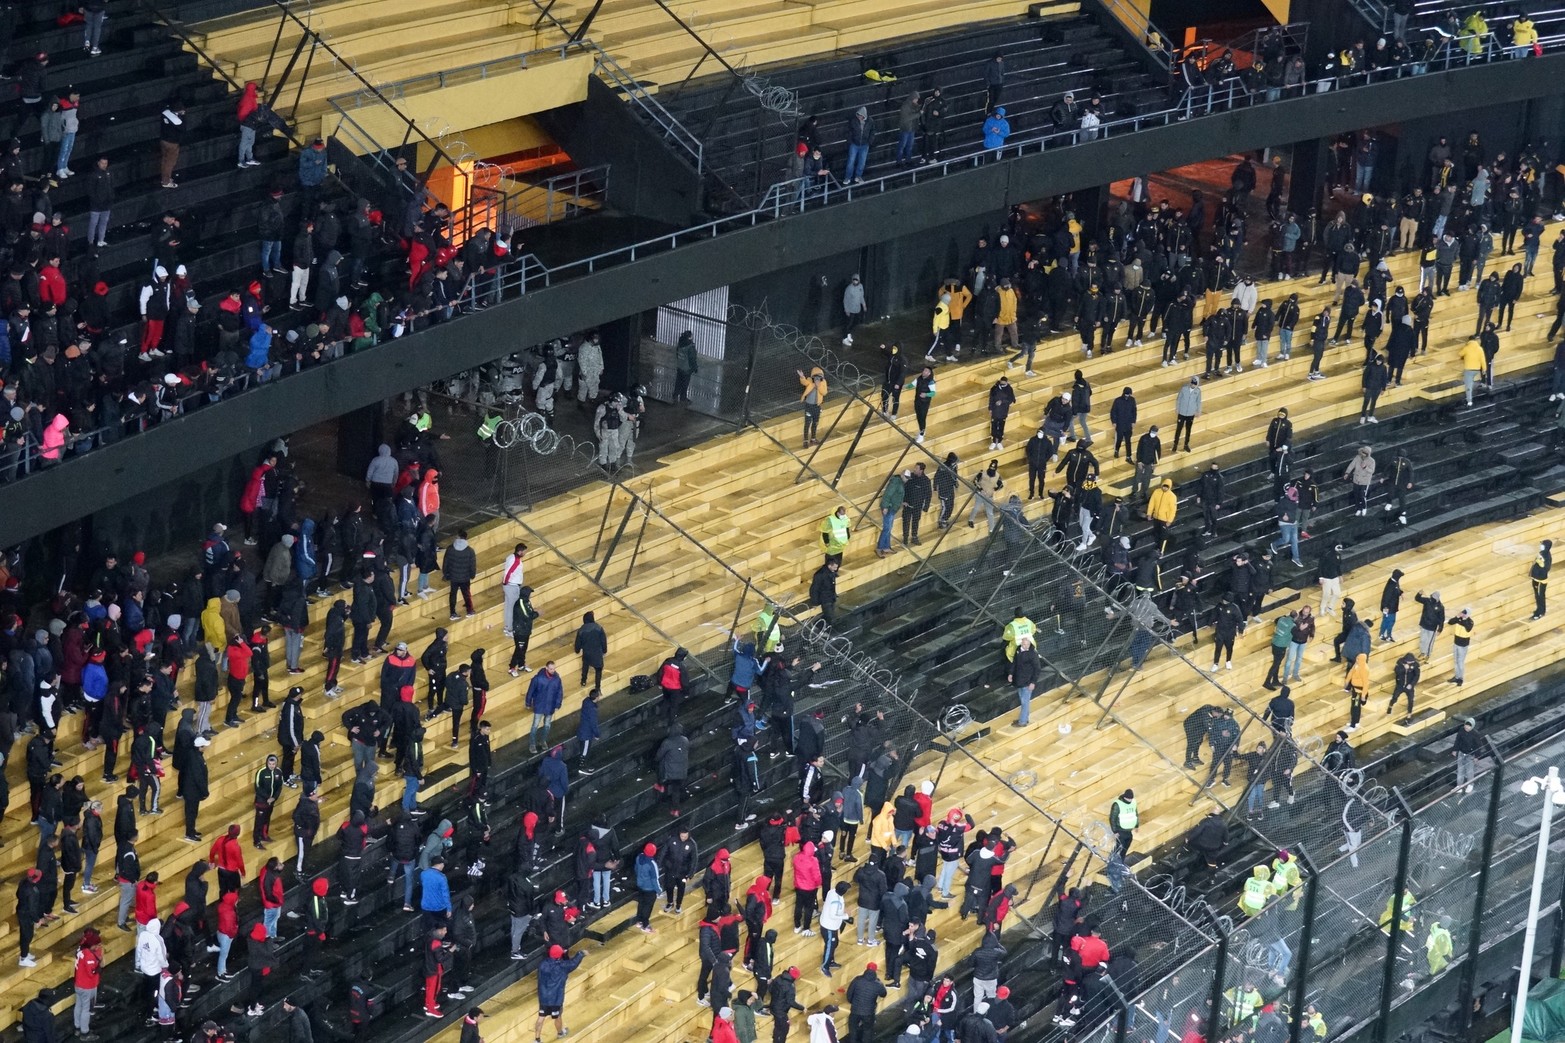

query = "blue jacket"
[
  {"left": 419, "top": 866, "right": 450, "bottom": 913},
  {"left": 294, "top": 518, "right": 318, "bottom": 581},
  {"left": 983, "top": 113, "right": 1011, "bottom": 149},
  {"left": 536, "top": 951, "right": 585, "bottom": 1007},
  {"left": 82, "top": 662, "right": 108, "bottom": 702},
  {"left": 730, "top": 639, "right": 759, "bottom": 691},
  {"left": 526, "top": 670, "right": 564, "bottom": 715},
  {"left": 539, "top": 751, "right": 568, "bottom": 799},
  {"left": 635, "top": 853, "right": 661, "bottom": 893},
  {"left": 298, "top": 146, "right": 328, "bottom": 188},
  {"left": 1343, "top": 623, "right": 1372, "bottom": 663},
  {"left": 576, "top": 697, "right": 600, "bottom": 742},
  {"left": 245, "top": 327, "right": 272, "bottom": 370}
]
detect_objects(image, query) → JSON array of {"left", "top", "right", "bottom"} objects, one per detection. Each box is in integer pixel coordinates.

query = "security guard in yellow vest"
[
  {"left": 1002, "top": 607, "right": 1036, "bottom": 662},
  {"left": 1110, "top": 789, "right": 1138, "bottom": 854},
  {"left": 753, "top": 603, "right": 783, "bottom": 654},
  {"left": 1226, "top": 980, "right": 1264, "bottom": 1028},
  {"left": 1271, "top": 850, "right": 1302, "bottom": 893},
  {"left": 1379, "top": 888, "right": 1417, "bottom": 935},
  {"left": 1238, "top": 863, "right": 1273, "bottom": 917},
  {"left": 1425, "top": 917, "right": 1452, "bottom": 974},
  {"left": 1305, "top": 1005, "right": 1327, "bottom": 1040},
  {"left": 820, "top": 507, "right": 851, "bottom": 564},
  {"left": 476, "top": 412, "right": 502, "bottom": 443}
]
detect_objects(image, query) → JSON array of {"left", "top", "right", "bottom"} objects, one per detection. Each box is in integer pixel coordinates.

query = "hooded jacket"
[
  {"left": 366, "top": 444, "right": 398, "bottom": 485},
  {"left": 1147, "top": 480, "right": 1178, "bottom": 524},
  {"left": 792, "top": 842, "right": 822, "bottom": 891},
  {"left": 135, "top": 917, "right": 168, "bottom": 974}
]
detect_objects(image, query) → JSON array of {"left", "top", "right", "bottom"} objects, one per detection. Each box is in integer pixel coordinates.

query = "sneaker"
[
  {"left": 1025, "top": 369, "right": 1037, "bottom": 376},
  {"left": 1367, "top": 416, "right": 1378, "bottom": 423},
  {"left": 80, "top": 885, "right": 97, "bottom": 894},
  {"left": 89, "top": 47, "right": 101, "bottom": 55},
  {"left": 423, "top": 1009, "right": 444, "bottom": 1019},
  {"left": 18, "top": 955, "right": 35, "bottom": 967},
  {"left": 162, "top": 182, "right": 178, "bottom": 189}
]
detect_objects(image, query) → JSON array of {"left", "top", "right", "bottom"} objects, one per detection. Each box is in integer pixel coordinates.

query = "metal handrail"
[
  {"left": 588, "top": 46, "right": 705, "bottom": 173},
  {"left": 1093, "top": 0, "right": 1174, "bottom": 70}
]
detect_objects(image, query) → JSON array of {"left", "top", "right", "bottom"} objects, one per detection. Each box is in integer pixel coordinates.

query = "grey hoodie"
[
  {"left": 840, "top": 779, "right": 865, "bottom": 825},
  {"left": 1175, "top": 379, "right": 1203, "bottom": 417},
  {"left": 365, "top": 444, "right": 398, "bottom": 485},
  {"left": 418, "top": 818, "right": 454, "bottom": 870}
]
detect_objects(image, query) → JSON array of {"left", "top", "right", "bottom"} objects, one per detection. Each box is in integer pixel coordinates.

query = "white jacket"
[
  {"left": 819, "top": 889, "right": 847, "bottom": 931},
  {"left": 808, "top": 1011, "right": 840, "bottom": 1043},
  {"left": 135, "top": 918, "right": 168, "bottom": 975},
  {"left": 1232, "top": 280, "right": 1258, "bottom": 313}
]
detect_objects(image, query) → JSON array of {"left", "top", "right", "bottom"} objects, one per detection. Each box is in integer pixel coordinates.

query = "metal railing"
[
  {"left": 510, "top": 164, "right": 611, "bottom": 228},
  {"left": 5, "top": 37, "right": 1563, "bottom": 493},
  {"left": 1094, "top": 0, "right": 1174, "bottom": 71},
  {"left": 588, "top": 47, "right": 705, "bottom": 174}
]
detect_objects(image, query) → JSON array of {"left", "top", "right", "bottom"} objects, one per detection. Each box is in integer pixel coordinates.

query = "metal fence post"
[
  {"left": 1209, "top": 913, "right": 1231, "bottom": 1038},
  {"left": 1376, "top": 790, "right": 1417, "bottom": 1043},
  {"left": 1288, "top": 846, "right": 1320, "bottom": 1043},
  {"left": 1457, "top": 736, "right": 1507, "bottom": 1027}
]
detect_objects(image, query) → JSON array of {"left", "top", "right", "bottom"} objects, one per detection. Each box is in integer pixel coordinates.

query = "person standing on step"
[
  {"left": 984, "top": 53, "right": 1005, "bottom": 112},
  {"left": 1445, "top": 607, "right": 1474, "bottom": 686},
  {"left": 1173, "top": 377, "right": 1201, "bottom": 452},
  {"left": 157, "top": 99, "right": 185, "bottom": 189},
  {"left": 1389, "top": 651, "right": 1420, "bottom": 721},
  {"left": 1380, "top": 569, "right": 1404, "bottom": 642},
  {"left": 880, "top": 344, "right": 904, "bottom": 419},
  {"left": 910, "top": 365, "right": 936, "bottom": 443},
  {"left": 1531, "top": 540, "right": 1552, "bottom": 620},
  {"left": 1343, "top": 445, "right": 1375, "bottom": 516},
  {"left": 902, "top": 463, "right": 931, "bottom": 547},
  {"left": 1414, "top": 590, "right": 1444, "bottom": 661},
  {"left": 843, "top": 108, "right": 873, "bottom": 185},
  {"left": 441, "top": 531, "right": 477, "bottom": 621},
  {"left": 798, "top": 367, "right": 828, "bottom": 448},
  {"left": 1453, "top": 717, "right": 1482, "bottom": 792},
  {"left": 986, "top": 376, "right": 1016, "bottom": 452}
]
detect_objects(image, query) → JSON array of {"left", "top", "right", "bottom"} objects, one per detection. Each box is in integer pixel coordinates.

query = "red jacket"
[
  {"left": 711, "top": 1016, "right": 739, "bottom": 1043},
  {"left": 74, "top": 944, "right": 102, "bottom": 988},
  {"left": 209, "top": 834, "right": 246, "bottom": 876},
  {"left": 258, "top": 865, "right": 284, "bottom": 909},
  {"left": 226, "top": 641, "right": 252, "bottom": 681},
  {"left": 217, "top": 893, "right": 239, "bottom": 938},
  {"left": 134, "top": 880, "right": 159, "bottom": 925},
  {"left": 914, "top": 792, "right": 933, "bottom": 828},
  {"left": 38, "top": 265, "right": 66, "bottom": 306}
]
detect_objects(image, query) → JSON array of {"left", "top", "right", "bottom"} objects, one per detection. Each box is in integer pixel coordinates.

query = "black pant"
[
  {"left": 901, "top": 507, "right": 922, "bottom": 544},
  {"left": 884, "top": 937, "right": 904, "bottom": 984},
  {"left": 1361, "top": 389, "right": 1381, "bottom": 417},
  {"left": 580, "top": 662, "right": 602, "bottom": 689},
  {"left": 254, "top": 801, "right": 274, "bottom": 842},
  {"left": 185, "top": 799, "right": 201, "bottom": 837},
  {"left": 1535, "top": 579, "right": 1548, "bottom": 616},
  {"left": 1310, "top": 339, "right": 1327, "bottom": 373},
  {"left": 280, "top": 744, "right": 297, "bottom": 778},
  {"left": 1028, "top": 463, "right": 1047, "bottom": 498},
  {"left": 1264, "top": 645, "right": 1286, "bottom": 687},
  {"left": 794, "top": 887, "right": 817, "bottom": 929},
  {"left": 225, "top": 677, "right": 245, "bottom": 723},
  {"left": 803, "top": 405, "right": 821, "bottom": 443},
  {"left": 661, "top": 686, "right": 683, "bottom": 725},
  {"left": 1113, "top": 427, "right": 1132, "bottom": 459},
  {"left": 881, "top": 384, "right": 901, "bottom": 415},
  {"left": 663, "top": 878, "right": 687, "bottom": 910},
  {"left": 1212, "top": 635, "right": 1234, "bottom": 665},
  {"left": 448, "top": 583, "right": 472, "bottom": 617},
  {"left": 696, "top": 958, "right": 714, "bottom": 1000},
  {"left": 1174, "top": 415, "right": 1193, "bottom": 450},
  {"left": 1390, "top": 684, "right": 1415, "bottom": 715},
  {"left": 635, "top": 890, "right": 656, "bottom": 926},
  {"left": 914, "top": 398, "right": 930, "bottom": 435},
  {"left": 849, "top": 1014, "right": 874, "bottom": 1043},
  {"left": 510, "top": 635, "right": 530, "bottom": 670},
  {"left": 351, "top": 621, "right": 371, "bottom": 659},
  {"left": 1206, "top": 743, "right": 1235, "bottom": 784},
  {"left": 1334, "top": 312, "right": 1357, "bottom": 340}
]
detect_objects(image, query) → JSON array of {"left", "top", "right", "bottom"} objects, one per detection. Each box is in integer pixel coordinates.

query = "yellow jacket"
[
  {"left": 201, "top": 597, "right": 227, "bottom": 649},
  {"left": 799, "top": 367, "right": 829, "bottom": 402},
  {"left": 996, "top": 287, "right": 1018, "bottom": 325},
  {"left": 1147, "top": 480, "right": 1178, "bottom": 524},
  {"left": 1347, "top": 653, "right": 1369, "bottom": 694},
  {"left": 1460, "top": 339, "right": 1486, "bottom": 372},
  {"left": 932, "top": 301, "right": 950, "bottom": 333},
  {"left": 869, "top": 804, "right": 896, "bottom": 849},
  {"left": 1460, "top": 12, "right": 1487, "bottom": 53},
  {"left": 945, "top": 285, "right": 973, "bottom": 321},
  {"left": 1514, "top": 17, "right": 1538, "bottom": 45}
]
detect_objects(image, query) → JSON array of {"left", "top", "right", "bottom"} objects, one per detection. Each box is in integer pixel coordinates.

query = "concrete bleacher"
[{"left": 658, "top": 12, "right": 1166, "bottom": 203}]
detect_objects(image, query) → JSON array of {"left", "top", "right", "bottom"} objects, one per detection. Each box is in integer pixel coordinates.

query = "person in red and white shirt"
[
  {"left": 73, "top": 927, "right": 103, "bottom": 1040},
  {"left": 499, "top": 543, "right": 527, "bottom": 635}
]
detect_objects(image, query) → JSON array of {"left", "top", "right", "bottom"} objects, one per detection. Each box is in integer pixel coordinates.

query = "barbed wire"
[{"left": 727, "top": 300, "right": 871, "bottom": 387}]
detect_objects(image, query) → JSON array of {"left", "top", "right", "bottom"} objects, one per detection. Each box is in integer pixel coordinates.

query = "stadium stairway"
[{"left": 657, "top": 12, "right": 1166, "bottom": 207}]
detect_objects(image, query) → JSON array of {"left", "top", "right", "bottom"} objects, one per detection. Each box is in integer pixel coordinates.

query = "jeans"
[
  {"left": 1526, "top": 243, "right": 1541, "bottom": 277},
  {"left": 878, "top": 508, "right": 896, "bottom": 552},
  {"left": 1457, "top": 751, "right": 1478, "bottom": 788},
  {"left": 1420, "top": 627, "right": 1439, "bottom": 657},
  {"left": 845, "top": 143, "right": 869, "bottom": 183},
  {"left": 821, "top": 926, "right": 840, "bottom": 970},
  {"left": 1453, "top": 644, "right": 1469, "bottom": 680},
  {"left": 401, "top": 774, "right": 420, "bottom": 813},
  {"left": 593, "top": 869, "right": 612, "bottom": 906},
  {"left": 285, "top": 628, "right": 303, "bottom": 670},
  {"left": 1070, "top": 414, "right": 1091, "bottom": 441},
  {"left": 1017, "top": 683, "right": 1034, "bottom": 724},
  {"left": 1379, "top": 611, "right": 1396, "bottom": 641},
  {"left": 895, "top": 130, "right": 915, "bottom": 164},
  {"left": 1283, "top": 641, "right": 1305, "bottom": 681},
  {"left": 217, "top": 934, "right": 233, "bottom": 976},
  {"left": 261, "top": 240, "right": 282, "bottom": 270},
  {"left": 56, "top": 131, "right": 76, "bottom": 174},
  {"left": 117, "top": 881, "right": 134, "bottom": 926},
  {"left": 83, "top": 851, "right": 97, "bottom": 890},
  {"left": 1278, "top": 328, "right": 1293, "bottom": 357},
  {"left": 530, "top": 712, "right": 553, "bottom": 748},
  {"left": 264, "top": 905, "right": 280, "bottom": 938},
  {"left": 87, "top": 210, "right": 110, "bottom": 245},
  {"left": 1271, "top": 522, "right": 1300, "bottom": 561},
  {"left": 84, "top": 8, "right": 106, "bottom": 49},
  {"left": 1247, "top": 782, "right": 1265, "bottom": 815},
  {"left": 1355, "top": 165, "right": 1375, "bottom": 192},
  {"left": 936, "top": 858, "right": 959, "bottom": 895},
  {"left": 238, "top": 124, "right": 256, "bottom": 164}
]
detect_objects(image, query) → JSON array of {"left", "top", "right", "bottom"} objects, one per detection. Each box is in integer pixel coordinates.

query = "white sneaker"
[
  {"left": 1224, "top": 662, "right": 1233, "bottom": 670},
  {"left": 1359, "top": 418, "right": 1367, "bottom": 425},
  {"left": 915, "top": 434, "right": 924, "bottom": 444},
  {"left": 18, "top": 955, "right": 35, "bottom": 967},
  {"left": 944, "top": 355, "right": 958, "bottom": 362},
  {"left": 1234, "top": 363, "right": 1244, "bottom": 372},
  {"left": 1005, "top": 361, "right": 1014, "bottom": 369},
  {"left": 1025, "top": 369, "right": 1037, "bottom": 376},
  {"left": 1367, "top": 416, "right": 1378, "bottom": 424}
]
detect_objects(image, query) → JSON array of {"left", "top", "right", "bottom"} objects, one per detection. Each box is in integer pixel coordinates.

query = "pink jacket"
[{"left": 40, "top": 413, "right": 69, "bottom": 461}]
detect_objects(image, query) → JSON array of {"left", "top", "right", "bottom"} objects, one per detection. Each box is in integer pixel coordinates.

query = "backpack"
[
  {"left": 659, "top": 661, "right": 682, "bottom": 689},
  {"left": 628, "top": 674, "right": 653, "bottom": 693}
]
